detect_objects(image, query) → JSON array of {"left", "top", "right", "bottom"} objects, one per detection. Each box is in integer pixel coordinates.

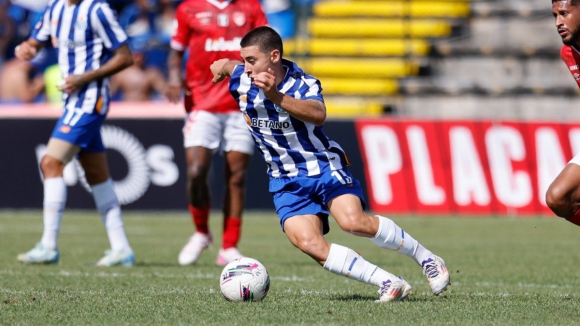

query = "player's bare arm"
[
  {"left": 253, "top": 68, "right": 326, "bottom": 126},
  {"left": 14, "top": 37, "right": 43, "bottom": 61},
  {"left": 166, "top": 49, "right": 184, "bottom": 103},
  {"left": 60, "top": 44, "right": 133, "bottom": 94},
  {"left": 210, "top": 59, "right": 242, "bottom": 83}
]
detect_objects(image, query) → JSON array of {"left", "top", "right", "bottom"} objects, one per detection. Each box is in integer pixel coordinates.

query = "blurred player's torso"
[
  {"left": 229, "top": 59, "right": 350, "bottom": 179},
  {"left": 560, "top": 45, "right": 580, "bottom": 88},
  {"left": 171, "top": 0, "right": 267, "bottom": 113},
  {"left": 32, "top": 0, "right": 128, "bottom": 114}
]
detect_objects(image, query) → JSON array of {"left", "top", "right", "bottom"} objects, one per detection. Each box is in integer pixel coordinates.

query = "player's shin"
[
  {"left": 370, "top": 215, "right": 432, "bottom": 265},
  {"left": 92, "top": 179, "right": 131, "bottom": 252},
  {"left": 323, "top": 243, "right": 397, "bottom": 286},
  {"left": 40, "top": 177, "right": 66, "bottom": 250}
]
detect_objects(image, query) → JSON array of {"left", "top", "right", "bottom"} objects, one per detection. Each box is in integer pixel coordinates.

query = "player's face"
[
  {"left": 553, "top": 1, "right": 580, "bottom": 45},
  {"left": 241, "top": 45, "right": 276, "bottom": 76}
]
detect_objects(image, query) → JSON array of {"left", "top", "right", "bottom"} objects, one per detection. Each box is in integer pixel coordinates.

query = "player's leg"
[
  {"left": 16, "top": 138, "right": 78, "bottom": 264},
  {"left": 217, "top": 150, "right": 251, "bottom": 265},
  {"left": 179, "top": 110, "right": 221, "bottom": 265},
  {"left": 324, "top": 169, "right": 450, "bottom": 295},
  {"left": 546, "top": 161, "right": 580, "bottom": 226},
  {"left": 216, "top": 112, "right": 254, "bottom": 265},
  {"left": 273, "top": 176, "right": 411, "bottom": 302},
  {"left": 77, "top": 148, "right": 134, "bottom": 267},
  {"left": 283, "top": 214, "right": 411, "bottom": 302}
]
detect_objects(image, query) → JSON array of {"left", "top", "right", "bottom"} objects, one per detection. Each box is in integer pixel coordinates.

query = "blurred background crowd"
[
  {"left": 0, "top": 0, "right": 577, "bottom": 119},
  {"left": 0, "top": 0, "right": 296, "bottom": 104}
]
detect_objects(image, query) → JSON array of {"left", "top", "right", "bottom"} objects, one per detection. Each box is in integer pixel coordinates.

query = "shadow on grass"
[{"left": 331, "top": 294, "right": 438, "bottom": 303}]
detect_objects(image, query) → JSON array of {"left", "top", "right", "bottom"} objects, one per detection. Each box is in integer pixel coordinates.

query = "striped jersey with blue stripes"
[
  {"left": 229, "top": 59, "right": 350, "bottom": 179},
  {"left": 32, "top": 0, "right": 128, "bottom": 115}
]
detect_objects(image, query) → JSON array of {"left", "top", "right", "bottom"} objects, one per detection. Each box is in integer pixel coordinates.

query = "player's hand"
[
  {"left": 58, "top": 75, "right": 87, "bottom": 94},
  {"left": 165, "top": 80, "right": 182, "bottom": 104},
  {"left": 210, "top": 58, "right": 230, "bottom": 83},
  {"left": 14, "top": 41, "right": 37, "bottom": 61},
  {"left": 251, "top": 68, "right": 278, "bottom": 99}
]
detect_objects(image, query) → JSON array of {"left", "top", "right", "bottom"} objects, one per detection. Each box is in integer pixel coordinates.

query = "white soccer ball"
[{"left": 219, "top": 257, "right": 270, "bottom": 302}]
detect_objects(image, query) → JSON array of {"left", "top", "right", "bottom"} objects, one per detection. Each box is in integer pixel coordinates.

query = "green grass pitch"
[{"left": 1, "top": 210, "right": 580, "bottom": 325}]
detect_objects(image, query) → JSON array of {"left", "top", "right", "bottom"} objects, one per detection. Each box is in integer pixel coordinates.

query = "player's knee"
[
  {"left": 227, "top": 169, "right": 247, "bottom": 189},
  {"left": 336, "top": 214, "right": 365, "bottom": 234},
  {"left": 545, "top": 183, "right": 568, "bottom": 212},
  {"left": 187, "top": 163, "right": 209, "bottom": 181},
  {"left": 291, "top": 234, "right": 324, "bottom": 255},
  {"left": 40, "top": 155, "right": 65, "bottom": 176}
]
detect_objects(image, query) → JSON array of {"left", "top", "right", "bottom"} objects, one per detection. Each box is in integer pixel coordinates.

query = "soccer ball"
[{"left": 219, "top": 257, "right": 270, "bottom": 302}]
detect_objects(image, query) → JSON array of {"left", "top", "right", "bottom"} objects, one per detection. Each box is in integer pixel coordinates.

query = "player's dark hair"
[
  {"left": 240, "top": 26, "right": 284, "bottom": 57},
  {"left": 553, "top": 0, "right": 580, "bottom": 5}
]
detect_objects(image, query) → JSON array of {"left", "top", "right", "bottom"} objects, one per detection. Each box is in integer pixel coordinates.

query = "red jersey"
[
  {"left": 171, "top": 0, "right": 268, "bottom": 113},
  {"left": 560, "top": 44, "right": 580, "bottom": 88}
]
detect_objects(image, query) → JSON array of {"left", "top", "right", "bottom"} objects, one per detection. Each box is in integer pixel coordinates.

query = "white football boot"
[
  {"left": 178, "top": 232, "right": 212, "bottom": 266},
  {"left": 216, "top": 247, "right": 244, "bottom": 266},
  {"left": 96, "top": 249, "right": 135, "bottom": 267},
  {"left": 376, "top": 278, "right": 413, "bottom": 302},
  {"left": 422, "top": 255, "right": 450, "bottom": 295},
  {"left": 17, "top": 243, "right": 59, "bottom": 264}
]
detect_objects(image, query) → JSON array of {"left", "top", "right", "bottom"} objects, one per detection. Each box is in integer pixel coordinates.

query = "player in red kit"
[
  {"left": 546, "top": 0, "right": 580, "bottom": 226},
  {"left": 165, "top": 0, "right": 267, "bottom": 266}
]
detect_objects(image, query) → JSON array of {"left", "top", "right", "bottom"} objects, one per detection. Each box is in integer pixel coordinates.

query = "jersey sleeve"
[
  {"left": 91, "top": 2, "right": 128, "bottom": 51},
  {"left": 170, "top": 5, "right": 191, "bottom": 52},
  {"left": 300, "top": 76, "right": 324, "bottom": 102},
  {"left": 31, "top": 1, "right": 54, "bottom": 43}
]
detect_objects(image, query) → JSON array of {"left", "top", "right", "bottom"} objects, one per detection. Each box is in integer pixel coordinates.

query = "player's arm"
[
  {"left": 166, "top": 49, "right": 184, "bottom": 103},
  {"left": 269, "top": 92, "right": 326, "bottom": 126},
  {"left": 253, "top": 68, "right": 326, "bottom": 126},
  {"left": 14, "top": 37, "right": 44, "bottom": 61},
  {"left": 60, "top": 44, "right": 133, "bottom": 94},
  {"left": 210, "top": 59, "right": 242, "bottom": 83}
]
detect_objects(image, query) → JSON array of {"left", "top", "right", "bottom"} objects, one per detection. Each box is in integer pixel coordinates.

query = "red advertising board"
[{"left": 355, "top": 119, "right": 576, "bottom": 216}]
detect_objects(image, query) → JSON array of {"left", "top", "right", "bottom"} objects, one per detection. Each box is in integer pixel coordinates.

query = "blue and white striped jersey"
[
  {"left": 229, "top": 59, "right": 350, "bottom": 179},
  {"left": 32, "top": 0, "right": 128, "bottom": 115}
]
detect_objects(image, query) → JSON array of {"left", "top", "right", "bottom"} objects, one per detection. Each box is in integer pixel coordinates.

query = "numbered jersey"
[
  {"left": 229, "top": 59, "right": 350, "bottom": 179},
  {"left": 171, "top": 0, "right": 267, "bottom": 113},
  {"left": 560, "top": 44, "right": 580, "bottom": 88}
]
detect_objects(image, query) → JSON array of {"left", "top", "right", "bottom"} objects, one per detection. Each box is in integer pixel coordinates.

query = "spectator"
[
  {"left": 0, "top": 0, "right": 15, "bottom": 65},
  {"left": 110, "top": 47, "right": 167, "bottom": 101},
  {"left": 0, "top": 58, "right": 44, "bottom": 103}
]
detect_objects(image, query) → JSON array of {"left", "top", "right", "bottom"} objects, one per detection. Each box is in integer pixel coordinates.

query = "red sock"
[
  {"left": 222, "top": 216, "right": 242, "bottom": 249},
  {"left": 189, "top": 205, "right": 210, "bottom": 234},
  {"left": 568, "top": 210, "right": 580, "bottom": 227}
]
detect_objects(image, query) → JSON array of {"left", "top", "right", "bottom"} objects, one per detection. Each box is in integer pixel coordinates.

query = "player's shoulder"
[
  {"left": 176, "top": 0, "right": 204, "bottom": 12},
  {"left": 234, "top": 0, "right": 262, "bottom": 9},
  {"left": 561, "top": 44, "right": 571, "bottom": 57},
  {"left": 283, "top": 59, "right": 317, "bottom": 82}
]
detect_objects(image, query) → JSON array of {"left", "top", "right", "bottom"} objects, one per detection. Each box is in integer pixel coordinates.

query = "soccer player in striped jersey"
[
  {"left": 210, "top": 26, "right": 450, "bottom": 302},
  {"left": 15, "top": 0, "right": 135, "bottom": 267},
  {"left": 547, "top": 0, "right": 580, "bottom": 226}
]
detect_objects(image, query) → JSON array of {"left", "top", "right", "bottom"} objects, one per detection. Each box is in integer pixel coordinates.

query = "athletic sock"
[
  {"left": 189, "top": 204, "right": 210, "bottom": 234},
  {"left": 370, "top": 215, "right": 433, "bottom": 265},
  {"left": 323, "top": 243, "right": 398, "bottom": 286},
  {"left": 92, "top": 179, "right": 131, "bottom": 252},
  {"left": 222, "top": 216, "right": 241, "bottom": 249},
  {"left": 40, "top": 177, "right": 67, "bottom": 250}
]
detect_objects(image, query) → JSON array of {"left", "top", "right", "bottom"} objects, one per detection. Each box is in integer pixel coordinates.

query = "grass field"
[{"left": 1, "top": 210, "right": 580, "bottom": 325}]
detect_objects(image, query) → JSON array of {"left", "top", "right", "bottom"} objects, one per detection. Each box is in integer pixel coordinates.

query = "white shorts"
[
  {"left": 183, "top": 110, "right": 254, "bottom": 155},
  {"left": 570, "top": 152, "right": 580, "bottom": 166}
]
